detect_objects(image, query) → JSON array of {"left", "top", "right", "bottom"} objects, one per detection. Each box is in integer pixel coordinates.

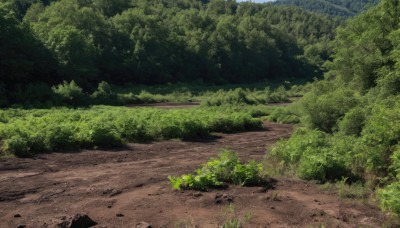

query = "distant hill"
[{"left": 273, "top": 0, "right": 379, "bottom": 17}]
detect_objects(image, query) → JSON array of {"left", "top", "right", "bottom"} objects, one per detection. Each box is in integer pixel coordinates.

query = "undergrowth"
[{"left": 0, "top": 107, "right": 262, "bottom": 157}]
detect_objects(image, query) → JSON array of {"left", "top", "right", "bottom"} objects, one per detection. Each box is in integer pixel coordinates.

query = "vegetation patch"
[
  {"left": 0, "top": 107, "right": 262, "bottom": 157},
  {"left": 168, "top": 150, "right": 269, "bottom": 191}
]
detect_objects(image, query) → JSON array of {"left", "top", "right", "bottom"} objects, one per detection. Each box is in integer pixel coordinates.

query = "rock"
[
  {"left": 215, "top": 193, "right": 223, "bottom": 199},
  {"left": 14, "top": 214, "right": 22, "bottom": 218},
  {"left": 136, "top": 221, "right": 152, "bottom": 228},
  {"left": 58, "top": 213, "right": 97, "bottom": 228},
  {"left": 270, "top": 206, "right": 275, "bottom": 210},
  {"left": 116, "top": 213, "right": 124, "bottom": 217},
  {"left": 214, "top": 198, "right": 223, "bottom": 204},
  {"left": 193, "top": 192, "right": 202, "bottom": 197},
  {"left": 16, "top": 225, "right": 26, "bottom": 228}
]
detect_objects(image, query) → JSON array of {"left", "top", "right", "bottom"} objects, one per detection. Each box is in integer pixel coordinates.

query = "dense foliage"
[
  {"left": 169, "top": 149, "right": 268, "bottom": 191},
  {"left": 268, "top": 0, "right": 400, "bottom": 216},
  {"left": 0, "top": 106, "right": 262, "bottom": 157},
  {"left": 274, "top": 0, "right": 379, "bottom": 17},
  {"left": 0, "top": 0, "right": 341, "bottom": 105}
]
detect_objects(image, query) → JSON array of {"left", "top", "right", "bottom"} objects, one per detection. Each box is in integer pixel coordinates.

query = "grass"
[
  {"left": 12, "top": 81, "right": 308, "bottom": 108},
  {"left": 220, "top": 204, "right": 253, "bottom": 228},
  {"left": 319, "top": 177, "right": 371, "bottom": 201}
]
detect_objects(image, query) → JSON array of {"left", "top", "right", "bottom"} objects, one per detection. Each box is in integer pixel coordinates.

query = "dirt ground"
[{"left": 0, "top": 120, "right": 388, "bottom": 228}]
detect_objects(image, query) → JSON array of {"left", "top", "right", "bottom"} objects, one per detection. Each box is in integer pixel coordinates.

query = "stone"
[{"left": 136, "top": 221, "right": 152, "bottom": 228}]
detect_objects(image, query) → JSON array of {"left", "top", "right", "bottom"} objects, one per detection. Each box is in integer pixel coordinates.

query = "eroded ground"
[{"left": 0, "top": 121, "right": 387, "bottom": 227}]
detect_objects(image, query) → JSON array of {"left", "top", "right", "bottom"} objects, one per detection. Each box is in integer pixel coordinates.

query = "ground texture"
[{"left": 0, "top": 119, "right": 387, "bottom": 227}]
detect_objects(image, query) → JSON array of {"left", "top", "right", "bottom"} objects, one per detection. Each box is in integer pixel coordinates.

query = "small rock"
[
  {"left": 215, "top": 193, "right": 222, "bottom": 199},
  {"left": 102, "top": 189, "right": 113, "bottom": 195},
  {"left": 60, "top": 213, "right": 97, "bottom": 228},
  {"left": 136, "top": 221, "right": 152, "bottom": 228},
  {"left": 116, "top": 213, "right": 124, "bottom": 217},
  {"left": 14, "top": 214, "right": 22, "bottom": 218},
  {"left": 270, "top": 206, "right": 275, "bottom": 210},
  {"left": 16, "top": 225, "right": 26, "bottom": 228},
  {"left": 193, "top": 192, "right": 202, "bottom": 197},
  {"left": 134, "top": 183, "right": 144, "bottom": 188},
  {"left": 214, "top": 198, "right": 223, "bottom": 204}
]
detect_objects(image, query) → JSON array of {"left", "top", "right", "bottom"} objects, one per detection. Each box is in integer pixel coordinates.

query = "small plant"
[
  {"left": 220, "top": 204, "right": 253, "bottom": 228},
  {"left": 168, "top": 150, "right": 268, "bottom": 191}
]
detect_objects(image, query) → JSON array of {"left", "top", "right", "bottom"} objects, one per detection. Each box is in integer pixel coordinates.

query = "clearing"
[{"left": 0, "top": 118, "right": 386, "bottom": 227}]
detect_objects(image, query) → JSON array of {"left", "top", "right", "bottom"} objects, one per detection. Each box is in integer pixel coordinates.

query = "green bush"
[
  {"left": 338, "top": 106, "right": 366, "bottom": 136},
  {"left": 301, "top": 88, "right": 359, "bottom": 133},
  {"left": 91, "top": 81, "right": 120, "bottom": 105},
  {"left": 378, "top": 182, "right": 400, "bottom": 216},
  {"left": 52, "top": 81, "right": 88, "bottom": 106},
  {"left": 269, "top": 128, "right": 353, "bottom": 182},
  {"left": 267, "top": 106, "right": 300, "bottom": 124},
  {"left": 168, "top": 150, "right": 267, "bottom": 191}
]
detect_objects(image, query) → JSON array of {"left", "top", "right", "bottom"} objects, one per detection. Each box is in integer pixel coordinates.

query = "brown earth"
[{"left": 0, "top": 121, "right": 388, "bottom": 228}]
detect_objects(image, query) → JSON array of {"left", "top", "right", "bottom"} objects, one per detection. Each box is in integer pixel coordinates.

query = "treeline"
[
  {"left": 1, "top": 0, "right": 340, "bottom": 106},
  {"left": 269, "top": 0, "right": 400, "bottom": 216},
  {"left": 274, "top": 0, "right": 379, "bottom": 17}
]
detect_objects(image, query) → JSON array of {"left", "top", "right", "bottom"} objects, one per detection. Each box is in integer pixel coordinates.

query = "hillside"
[
  {"left": 273, "top": 0, "right": 379, "bottom": 17},
  {"left": 1, "top": 0, "right": 340, "bottom": 106}
]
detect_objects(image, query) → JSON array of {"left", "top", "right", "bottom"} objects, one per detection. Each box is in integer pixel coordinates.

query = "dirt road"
[{"left": 0, "top": 121, "right": 386, "bottom": 227}]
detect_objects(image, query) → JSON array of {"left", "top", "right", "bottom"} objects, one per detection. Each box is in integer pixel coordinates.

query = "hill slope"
[{"left": 273, "top": 0, "right": 379, "bottom": 17}]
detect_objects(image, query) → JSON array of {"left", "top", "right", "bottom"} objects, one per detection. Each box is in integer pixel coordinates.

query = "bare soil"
[{"left": 0, "top": 121, "right": 387, "bottom": 228}]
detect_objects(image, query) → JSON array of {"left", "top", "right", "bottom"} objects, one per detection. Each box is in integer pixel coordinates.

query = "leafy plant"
[{"left": 168, "top": 150, "right": 268, "bottom": 191}]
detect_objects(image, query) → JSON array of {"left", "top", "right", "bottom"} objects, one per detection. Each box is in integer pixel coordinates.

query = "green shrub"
[
  {"left": 301, "top": 88, "right": 359, "bottom": 133},
  {"left": 391, "top": 147, "right": 400, "bottom": 180},
  {"left": 338, "top": 106, "right": 366, "bottom": 136},
  {"left": 267, "top": 106, "right": 300, "bottom": 124},
  {"left": 269, "top": 128, "right": 353, "bottom": 182},
  {"left": 168, "top": 150, "right": 267, "bottom": 191},
  {"left": 52, "top": 81, "right": 88, "bottom": 106},
  {"left": 378, "top": 182, "right": 400, "bottom": 216},
  {"left": 3, "top": 135, "right": 30, "bottom": 157},
  {"left": 91, "top": 81, "right": 120, "bottom": 105}
]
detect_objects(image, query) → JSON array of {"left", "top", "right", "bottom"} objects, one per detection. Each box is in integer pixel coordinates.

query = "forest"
[
  {"left": 0, "top": 0, "right": 399, "bottom": 227},
  {"left": 274, "top": 0, "right": 379, "bottom": 17},
  {"left": 1, "top": 0, "right": 341, "bottom": 106}
]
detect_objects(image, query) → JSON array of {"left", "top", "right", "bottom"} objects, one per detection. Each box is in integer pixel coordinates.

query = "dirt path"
[{"left": 0, "top": 122, "right": 386, "bottom": 227}]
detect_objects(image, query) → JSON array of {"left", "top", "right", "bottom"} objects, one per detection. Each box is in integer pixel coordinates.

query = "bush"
[
  {"left": 378, "top": 182, "right": 400, "bottom": 216},
  {"left": 269, "top": 128, "right": 352, "bottom": 182},
  {"left": 338, "top": 106, "right": 366, "bottom": 136},
  {"left": 91, "top": 81, "right": 120, "bottom": 105},
  {"left": 168, "top": 150, "right": 268, "bottom": 191},
  {"left": 267, "top": 106, "right": 300, "bottom": 124},
  {"left": 301, "top": 88, "right": 359, "bottom": 133},
  {"left": 52, "top": 81, "right": 88, "bottom": 106}
]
